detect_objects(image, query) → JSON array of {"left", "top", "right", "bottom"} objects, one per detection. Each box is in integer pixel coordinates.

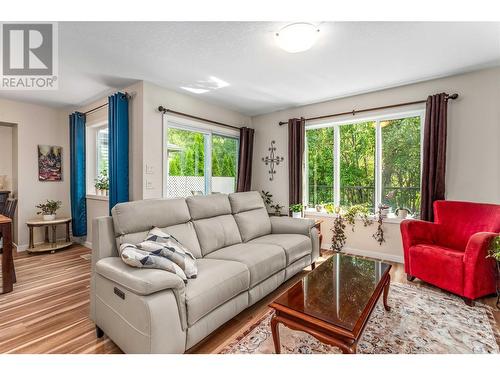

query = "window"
[
  {"left": 85, "top": 122, "right": 109, "bottom": 196},
  {"left": 305, "top": 111, "right": 423, "bottom": 216},
  {"left": 96, "top": 127, "right": 108, "bottom": 178},
  {"left": 164, "top": 118, "right": 239, "bottom": 198}
]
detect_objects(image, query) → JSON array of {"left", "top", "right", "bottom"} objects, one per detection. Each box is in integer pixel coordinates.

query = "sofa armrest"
[
  {"left": 270, "top": 216, "right": 314, "bottom": 236},
  {"left": 96, "top": 257, "right": 186, "bottom": 296},
  {"left": 463, "top": 232, "right": 498, "bottom": 299},
  {"left": 400, "top": 219, "right": 441, "bottom": 273}
]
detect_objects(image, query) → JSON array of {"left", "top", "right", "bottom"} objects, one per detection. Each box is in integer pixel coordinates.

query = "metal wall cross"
[{"left": 262, "top": 140, "right": 284, "bottom": 181}]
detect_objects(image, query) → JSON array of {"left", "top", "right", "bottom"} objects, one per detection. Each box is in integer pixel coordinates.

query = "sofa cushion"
[
  {"left": 186, "top": 194, "right": 232, "bottom": 220},
  {"left": 409, "top": 244, "right": 464, "bottom": 296},
  {"left": 249, "top": 234, "right": 311, "bottom": 266},
  {"left": 205, "top": 243, "right": 286, "bottom": 287},
  {"left": 185, "top": 258, "right": 249, "bottom": 326},
  {"left": 229, "top": 191, "right": 266, "bottom": 214},
  {"left": 193, "top": 215, "right": 242, "bottom": 256},
  {"left": 233, "top": 208, "right": 272, "bottom": 242},
  {"left": 112, "top": 198, "right": 190, "bottom": 235},
  {"left": 96, "top": 257, "right": 186, "bottom": 296}
]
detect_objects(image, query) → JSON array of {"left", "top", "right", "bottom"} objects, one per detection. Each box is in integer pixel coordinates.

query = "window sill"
[
  {"left": 303, "top": 209, "right": 416, "bottom": 224},
  {"left": 86, "top": 194, "right": 109, "bottom": 201}
]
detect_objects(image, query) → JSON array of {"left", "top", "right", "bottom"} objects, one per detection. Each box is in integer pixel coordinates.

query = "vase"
[
  {"left": 43, "top": 214, "right": 56, "bottom": 221},
  {"left": 292, "top": 211, "right": 302, "bottom": 219}
]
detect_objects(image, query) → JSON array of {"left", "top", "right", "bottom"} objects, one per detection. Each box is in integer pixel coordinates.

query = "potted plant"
[
  {"left": 95, "top": 170, "right": 109, "bottom": 196},
  {"left": 487, "top": 236, "right": 500, "bottom": 308},
  {"left": 271, "top": 203, "right": 284, "bottom": 216},
  {"left": 323, "top": 203, "right": 335, "bottom": 214},
  {"left": 290, "top": 204, "right": 303, "bottom": 218},
  {"left": 36, "top": 199, "right": 62, "bottom": 221}
]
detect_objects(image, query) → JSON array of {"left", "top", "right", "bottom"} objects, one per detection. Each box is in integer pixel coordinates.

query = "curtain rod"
[
  {"left": 158, "top": 106, "right": 241, "bottom": 131},
  {"left": 83, "top": 92, "right": 131, "bottom": 116},
  {"left": 278, "top": 93, "right": 459, "bottom": 126}
]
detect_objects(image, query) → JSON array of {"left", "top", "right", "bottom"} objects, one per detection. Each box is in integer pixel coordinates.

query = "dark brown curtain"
[
  {"left": 288, "top": 117, "right": 306, "bottom": 207},
  {"left": 420, "top": 93, "right": 448, "bottom": 222},
  {"left": 236, "top": 127, "right": 255, "bottom": 192}
]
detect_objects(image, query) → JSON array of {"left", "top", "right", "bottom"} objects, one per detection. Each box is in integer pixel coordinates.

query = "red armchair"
[{"left": 401, "top": 200, "right": 500, "bottom": 305}]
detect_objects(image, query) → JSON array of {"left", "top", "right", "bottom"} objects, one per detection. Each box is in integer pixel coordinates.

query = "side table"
[{"left": 26, "top": 217, "right": 73, "bottom": 253}]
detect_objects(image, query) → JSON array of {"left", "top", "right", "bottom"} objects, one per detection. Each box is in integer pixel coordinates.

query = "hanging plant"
[
  {"left": 331, "top": 207, "right": 346, "bottom": 252},
  {"left": 372, "top": 205, "right": 386, "bottom": 246},
  {"left": 344, "top": 204, "right": 373, "bottom": 231}
]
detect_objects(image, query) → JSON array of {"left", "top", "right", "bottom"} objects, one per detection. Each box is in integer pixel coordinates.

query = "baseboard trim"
[
  {"left": 322, "top": 243, "right": 404, "bottom": 264},
  {"left": 84, "top": 241, "right": 92, "bottom": 249}
]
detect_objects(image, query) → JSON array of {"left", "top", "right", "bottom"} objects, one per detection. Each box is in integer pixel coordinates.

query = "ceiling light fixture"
[{"left": 275, "top": 22, "right": 320, "bottom": 53}]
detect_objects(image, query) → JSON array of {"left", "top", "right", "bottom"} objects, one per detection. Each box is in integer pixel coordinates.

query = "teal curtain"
[
  {"left": 108, "top": 92, "right": 129, "bottom": 212},
  {"left": 69, "top": 112, "right": 87, "bottom": 236}
]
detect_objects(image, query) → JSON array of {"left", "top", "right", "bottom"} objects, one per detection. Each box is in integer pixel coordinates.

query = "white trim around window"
[{"left": 304, "top": 108, "right": 426, "bottom": 213}]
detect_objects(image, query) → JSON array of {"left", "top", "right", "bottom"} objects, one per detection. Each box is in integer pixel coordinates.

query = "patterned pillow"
[
  {"left": 120, "top": 243, "right": 188, "bottom": 283},
  {"left": 138, "top": 227, "right": 198, "bottom": 279}
]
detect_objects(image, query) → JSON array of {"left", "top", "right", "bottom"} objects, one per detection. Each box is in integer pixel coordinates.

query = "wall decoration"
[
  {"left": 38, "top": 145, "right": 62, "bottom": 181},
  {"left": 261, "top": 140, "right": 284, "bottom": 181}
]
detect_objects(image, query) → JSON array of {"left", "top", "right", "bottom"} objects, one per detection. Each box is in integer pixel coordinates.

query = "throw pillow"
[
  {"left": 138, "top": 227, "right": 198, "bottom": 279},
  {"left": 120, "top": 243, "right": 187, "bottom": 283}
]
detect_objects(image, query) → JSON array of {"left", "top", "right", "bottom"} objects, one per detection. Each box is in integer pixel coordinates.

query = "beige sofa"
[{"left": 90, "top": 191, "right": 319, "bottom": 353}]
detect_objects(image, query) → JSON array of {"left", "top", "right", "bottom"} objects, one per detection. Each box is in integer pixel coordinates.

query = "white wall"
[
  {"left": 140, "top": 81, "right": 252, "bottom": 199},
  {"left": 251, "top": 67, "right": 500, "bottom": 262},
  {"left": 0, "top": 98, "right": 70, "bottom": 249},
  {"left": 0, "top": 124, "right": 13, "bottom": 190}
]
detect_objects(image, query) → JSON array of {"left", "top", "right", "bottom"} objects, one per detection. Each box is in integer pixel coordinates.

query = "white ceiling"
[{"left": 1, "top": 22, "right": 500, "bottom": 116}]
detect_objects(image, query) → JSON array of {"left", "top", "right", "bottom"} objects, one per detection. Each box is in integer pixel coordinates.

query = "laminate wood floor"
[{"left": 0, "top": 245, "right": 498, "bottom": 354}]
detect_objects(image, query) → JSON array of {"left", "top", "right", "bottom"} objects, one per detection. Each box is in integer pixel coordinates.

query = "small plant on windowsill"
[
  {"left": 95, "top": 170, "right": 109, "bottom": 196},
  {"left": 36, "top": 200, "right": 62, "bottom": 221},
  {"left": 290, "top": 204, "right": 303, "bottom": 218},
  {"left": 487, "top": 236, "right": 500, "bottom": 309}
]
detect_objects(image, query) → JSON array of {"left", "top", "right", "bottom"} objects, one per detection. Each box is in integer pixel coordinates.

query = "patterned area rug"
[{"left": 217, "top": 282, "right": 500, "bottom": 354}]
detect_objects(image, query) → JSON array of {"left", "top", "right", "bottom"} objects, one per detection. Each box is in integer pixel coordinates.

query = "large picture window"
[
  {"left": 305, "top": 111, "right": 423, "bottom": 216},
  {"left": 164, "top": 117, "right": 239, "bottom": 198}
]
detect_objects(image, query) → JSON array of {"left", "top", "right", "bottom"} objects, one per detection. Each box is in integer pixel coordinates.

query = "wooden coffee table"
[{"left": 269, "top": 253, "right": 392, "bottom": 354}]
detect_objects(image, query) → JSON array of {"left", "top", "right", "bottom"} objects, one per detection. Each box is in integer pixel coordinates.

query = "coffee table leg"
[
  {"left": 270, "top": 313, "right": 281, "bottom": 354},
  {"left": 383, "top": 274, "right": 391, "bottom": 311}
]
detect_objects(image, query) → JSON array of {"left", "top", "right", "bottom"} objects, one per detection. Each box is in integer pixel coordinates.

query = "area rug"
[{"left": 217, "top": 282, "right": 500, "bottom": 354}]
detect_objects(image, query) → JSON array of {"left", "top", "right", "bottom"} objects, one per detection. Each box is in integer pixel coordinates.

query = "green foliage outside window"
[
  {"left": 167, "top": 128, "right": 238, "bottom": 178},
  {"left": 306, "top": 116, "right": 421, "bottom": 215}
]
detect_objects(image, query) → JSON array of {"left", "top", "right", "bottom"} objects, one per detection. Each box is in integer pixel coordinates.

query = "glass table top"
[{"left": 273, "top": 253, "right": 391, "bottom": 331}]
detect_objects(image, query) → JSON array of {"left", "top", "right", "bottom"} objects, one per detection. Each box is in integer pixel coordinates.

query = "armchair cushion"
[{"left": 408, "top": 244, "right": 464, "bottom": 296}]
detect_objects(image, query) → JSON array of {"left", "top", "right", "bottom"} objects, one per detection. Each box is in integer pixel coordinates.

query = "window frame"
[
  {"left": 95, "top": 125, "right": 109, "bottom": 179},
  {"left": 85, "top": 120, "right": 109, "bottom": 197},
  {"left": 162, "top": 114, "right": 240, "bottom": 198},
  {"left": 304, "top": 109, "right": 425, "bottom": 213}
]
